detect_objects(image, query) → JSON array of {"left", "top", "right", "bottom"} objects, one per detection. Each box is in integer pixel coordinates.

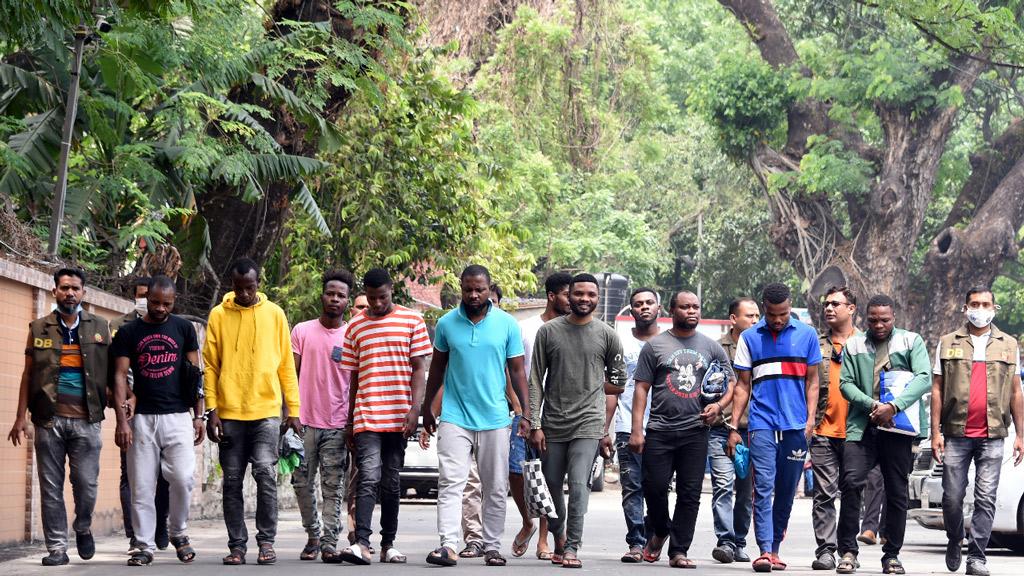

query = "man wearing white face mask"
[
  {"left": 111, "top": 277, "right": 171, "bottom": 553},
  {"left": 932, "top": 286, "right": 1024, "bottom": 576}
]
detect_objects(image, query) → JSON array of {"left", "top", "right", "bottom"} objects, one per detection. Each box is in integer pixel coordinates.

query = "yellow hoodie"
[{"left": 203, "top": 291, "right": 299, "bottom": 421}]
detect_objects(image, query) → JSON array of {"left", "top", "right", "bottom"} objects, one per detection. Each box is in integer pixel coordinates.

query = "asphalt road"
[{"left": 1, "top": 486, "right": 1020, "bottom": 575}]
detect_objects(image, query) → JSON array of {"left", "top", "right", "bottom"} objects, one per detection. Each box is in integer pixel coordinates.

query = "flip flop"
[
  {"left": 643, "top": 535, "right": 667, "bottom": 563},
  {"left": 562, "top": 552, "right": 582, "bottom": 569},
  {"left": 537, "top": 550, "right": 553, "bottom": 561},
  {"left": 340, "top": 543, "right": 372, "bottom": 565},
  {"left": 485, "top": 550, "right": 507, "bottom": 566},
  {"left": 300, "top": 539, "right": 320, "bottom": 561},
  {"left": 256, "top": 543, "right": 277, "bottom": 565},
  {"left": 512, "top": 524, "right": 538, "bottom": 558},
  {"left": 670, "top": 555, "right": 696, "bottom": 569},
  {"left": 222, "top": 548, "right": 245, "bottom": 565},
  {"left": 381, "top": 546, "right": 407, "bottom": 564},
  {"left": 427, "top": 546, "right": 458, "bottom": 567}
]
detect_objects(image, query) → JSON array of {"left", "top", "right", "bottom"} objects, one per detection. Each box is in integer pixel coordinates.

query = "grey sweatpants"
[
  {"left": 127, "top": 412, "right": 196, "bottom": 552},
  {"left": 436, "top": 421, "right": 511, "bottom": 551},
  {"left": 542, "top": 438, "right": 600, "bottom": 554}
]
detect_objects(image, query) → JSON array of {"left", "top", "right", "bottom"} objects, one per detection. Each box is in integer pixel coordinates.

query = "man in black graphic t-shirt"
[{"left": 112, "top": 276, "right": 204, "bottom": 566}]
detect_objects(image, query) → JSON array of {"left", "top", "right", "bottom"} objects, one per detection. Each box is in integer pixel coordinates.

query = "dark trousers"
[
  {"left": 838, "top": 427, "right": 913, "bottom": 559},
  {"left": 120, "top": 449, "right": 169, "bottom": 544},
  {"left": 219, "top": 418, "right": 281, "bottom": 551},
  {"left": 642, "top": 427, "right": 709, "bottom": 556},
  {"left": 615, "top": 432, "right": 646, "bottom": 548},
  {"left": 860, "top": 465, "right": 887, "bottom": 537},
  {"left": 353, "top": 431, "right": 406, "bottom": 548}
]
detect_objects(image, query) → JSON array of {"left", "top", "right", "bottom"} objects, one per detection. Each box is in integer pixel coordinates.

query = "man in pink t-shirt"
[{"left": 290, "top": 270, "right": 355, "bottom": 563}]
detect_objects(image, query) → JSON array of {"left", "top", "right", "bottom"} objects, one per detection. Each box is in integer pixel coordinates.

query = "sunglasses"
[{"left": 823, "top": 300, "right": 849, "bottom": 308}]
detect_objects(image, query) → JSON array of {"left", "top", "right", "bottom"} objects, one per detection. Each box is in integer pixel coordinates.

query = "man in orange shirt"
[{"left": 810, "top": 286, "right": 858, "bottom": 570}]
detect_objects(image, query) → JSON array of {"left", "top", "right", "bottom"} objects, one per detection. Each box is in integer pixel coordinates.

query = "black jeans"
[
  {"left": 353, "top": 431, "right": 406, "bottom": 548},
  {"left": 642, "top": 427, "right": 709, "bottom": 556},
  {"left": 219, "top": 418, "right": 280, "bottom": 551},
  {"left": 120, "top": 449, "right": 169, "bottom": 544},
  {"left": 837, "top": 427, "right": 913, "bottom": 559}
]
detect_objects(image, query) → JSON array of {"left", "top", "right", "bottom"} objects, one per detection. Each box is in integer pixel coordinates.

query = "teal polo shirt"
[{"left": 434, "top": 303, "right": 524, "bottom": 431}]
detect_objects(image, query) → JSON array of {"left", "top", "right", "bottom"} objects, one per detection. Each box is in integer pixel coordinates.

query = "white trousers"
[
  {"left": 436, "top": 421, "right": 510, "bottom": 551},
  {"left": 127, "top": 412, "right": 196, "bottom": 551}
]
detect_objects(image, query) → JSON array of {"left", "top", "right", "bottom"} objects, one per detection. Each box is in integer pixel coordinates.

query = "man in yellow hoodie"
[{"left": 203, "top": 258, "right": 300, "bottom": 566}]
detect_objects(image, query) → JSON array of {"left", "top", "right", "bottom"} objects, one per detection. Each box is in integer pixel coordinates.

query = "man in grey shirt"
[
  {"left": 629, "top": 291, "right": 733, "bottom": 568},
  {"left": 528, "top": 273, "right": 626, "bottom": 569}
]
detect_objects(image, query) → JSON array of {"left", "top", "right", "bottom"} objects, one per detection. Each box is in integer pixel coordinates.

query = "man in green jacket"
[
  {"left": 835, "top": 294, "right": 930, "bottom": 575},
  {"left": 932, "top": 287, "right": 1023, "bottom": 576}
]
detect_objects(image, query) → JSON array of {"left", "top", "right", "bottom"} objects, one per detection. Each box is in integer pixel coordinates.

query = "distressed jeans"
[
  {"left": 942, "top": 437, "right": 1004, "bottom": 563},
  {"left": 615, "top": 432, "right": 646, "bottom": 548},
  {"left": 34, "top": 416, "right": 102, "bottom": 553},
  {"left": 708, "top": 426, "right": 752, "bottom": 551},
  {"left": 291, "top": 426, "right": 348, "bottom": 549},
  {"left": 219, "top": 418, "right": 280, "bottom": 552}
]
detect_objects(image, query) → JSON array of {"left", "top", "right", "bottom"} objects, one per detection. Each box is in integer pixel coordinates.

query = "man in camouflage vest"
[
  {"left": 7, "top": 268, "right": 110, "bottom": 566},
  {"left": 932, "top": 286, "right": 1023, "bottom": 576}
]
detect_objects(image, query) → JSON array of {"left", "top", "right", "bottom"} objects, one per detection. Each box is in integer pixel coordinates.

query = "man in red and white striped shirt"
[{"left": 338, "top": 269, "right": 431, "bottom": 565}]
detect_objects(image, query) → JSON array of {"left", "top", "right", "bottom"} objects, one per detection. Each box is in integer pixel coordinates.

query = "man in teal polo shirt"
[{"left": 422, "top": 265, "right": 531, "bottom": 567}]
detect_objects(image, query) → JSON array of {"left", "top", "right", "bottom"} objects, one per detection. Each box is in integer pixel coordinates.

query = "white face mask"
[
  {"left": 135, "top": 297, "right": 149, "bottom": 317},
  {"left": 965, "top": 308, "right": 995, "bottom": 329}
]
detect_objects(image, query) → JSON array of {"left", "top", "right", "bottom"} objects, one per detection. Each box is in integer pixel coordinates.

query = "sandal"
[
  {"left": 837, "top": 552, "right": 859, "bottom": 574},
  {"left": 753, "top": 553, "right": 774, "bottom": 573},
  {"left": 222, "top": 548, "right": 246, "bottom": 565},
  {"left": 511, "top": 524, "right": 537, "bottom": 558},
  {"left": 621, "top": 545, "right": 643, "bottom": 563},
  {"left": 551, "top": 550, "right": 564, "bottom": 565},
  {"left": 561, "top": 551, "right": 582, "bottom": 569},
  {"left": 257, "top": 543, "right": 277, "bottom": 565},
  {"left": 127, "top": 550, "right": 153, "bottom": 566},
  {"left": 340, "top": 543, "right": 372, "bottom": 565},
  {"left": 485, "top": 550, "right": 507, "bottom": 566},
  {"left": 321, "top": 545, "right": 342, "bottom": 564},
  {"left": 882, "top": 557, "right": 906, "bottom": 575},
  {"left": 537, "top": 550, "right": 553, "bottom": 561},
  {"left": 643, "top": 535, "right": 667, "bottom": 563},
  {"left": 426, "top": 546, "right": 458, "bottom": 567},
  {"left": 170, "top": 536, "right": 196, "bottom": 564},
  {"left": 670, "top": 554, "right": 696, "bottom": 569},
  {"left": 381, "top": 546, "right": 407, "bottom": 563},
  {"left": 460, "top": 541, "right": 485, "bottom": 558},
  {"left": 771, "top": 553, "right": 787, "bottom": 570},
  {"left": 300, "top": 539, "right": 320, "bottom": 561}
]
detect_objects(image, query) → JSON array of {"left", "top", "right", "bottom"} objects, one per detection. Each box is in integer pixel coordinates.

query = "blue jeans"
[
  {"left": 708, "top": 426, "right": 751, "bottom": 550},
  {"left": 35, "top": 416, "right": 102, "bottom": 553},
  {"left": 749, "top": 429, "right": 806, "bottom": 555},
  {"left": 615, "top": 432, "right": 646, "bottom": 547},
  {"left": 942, "top": 437, "right": 1004, "bottom": 563}
]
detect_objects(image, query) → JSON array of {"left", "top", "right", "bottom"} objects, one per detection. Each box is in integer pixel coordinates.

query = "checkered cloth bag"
[{"left": 523, "top": 448, "right": 558, "bottom": 519}]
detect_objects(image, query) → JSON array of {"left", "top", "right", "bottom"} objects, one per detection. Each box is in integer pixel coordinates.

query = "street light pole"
[{"left": 47, "top": 24, "right": 89, "bottom": 258}]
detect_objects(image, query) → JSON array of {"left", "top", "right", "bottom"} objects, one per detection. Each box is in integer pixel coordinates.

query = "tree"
[{"left": 696, "top": 0, "right": 1024, "bottom": 340}]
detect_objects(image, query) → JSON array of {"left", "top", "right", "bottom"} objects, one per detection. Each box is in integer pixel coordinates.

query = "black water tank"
[{"left": 593, "top": 272, "right": 629, "bottom": 324}]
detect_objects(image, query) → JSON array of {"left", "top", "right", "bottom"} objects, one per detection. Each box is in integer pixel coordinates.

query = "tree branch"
[{"left": 941, "top": 118, "right": 1024, "bottom": 230}]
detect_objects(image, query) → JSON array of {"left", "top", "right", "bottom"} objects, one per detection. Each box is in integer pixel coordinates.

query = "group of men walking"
[{"left": 6, "top": 263, "right": 1022, "bottom": 576}]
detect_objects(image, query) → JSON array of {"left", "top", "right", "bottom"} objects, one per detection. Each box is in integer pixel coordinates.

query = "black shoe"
[
  {"left": 734, "top": 548, "right": 751, "bottom": 562},
  {"left": 811, "top": 551, "right": 835, "bottom": 570},
  {"left": 76, "top": 532, "right": 95, "bottom": 560},
  {"left": 712, "top": 545, "right": 735, "bottom": 563},
  {"left": 42, "top": 551, "right": 70, "bottom": 566},
  {"left": 966, "top": 560, "right": 990, "bottom": 576},
  {"left": 945, "top": 539, "right": 962, "bottom": 572}
]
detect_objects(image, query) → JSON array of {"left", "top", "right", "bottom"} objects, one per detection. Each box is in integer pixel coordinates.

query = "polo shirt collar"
[{"left": 755, "top": 315, "right": 800, "bottom": 335}]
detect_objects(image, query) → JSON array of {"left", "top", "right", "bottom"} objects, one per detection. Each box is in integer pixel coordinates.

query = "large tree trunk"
[
  {"left": 184, "top": 1, "right": 357, "bottom": 314},
  {"left": 719, "top": 0, "right": 1021, "bottom": 342}
]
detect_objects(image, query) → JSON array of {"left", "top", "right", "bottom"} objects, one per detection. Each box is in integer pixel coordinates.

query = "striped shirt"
[
  {"left": 341, "top": 305, "right": 431, "bottom": 433},
  {"left": 56, "top": 315, "right": 87, "bottom": 419},
  {"left": 733, "top": 317, "right": 821, "bottom": 431}
]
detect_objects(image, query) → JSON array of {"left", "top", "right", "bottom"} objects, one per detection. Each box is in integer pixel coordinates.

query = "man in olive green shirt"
[{"left": 528, "top": 273, "right": 626, "bottom": 569}]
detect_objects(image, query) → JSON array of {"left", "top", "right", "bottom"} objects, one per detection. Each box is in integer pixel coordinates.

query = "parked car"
[
  {"left": 910, "top": 426, "right": 1024, "bottom": 554},
  {"left": 400, "top": 425, "right": 439, "bottom": 499}
]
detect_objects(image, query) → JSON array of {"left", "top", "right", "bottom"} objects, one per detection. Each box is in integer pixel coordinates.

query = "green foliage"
[{"left": 691, "top": 55, "right": 794, "bottom": 161}]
